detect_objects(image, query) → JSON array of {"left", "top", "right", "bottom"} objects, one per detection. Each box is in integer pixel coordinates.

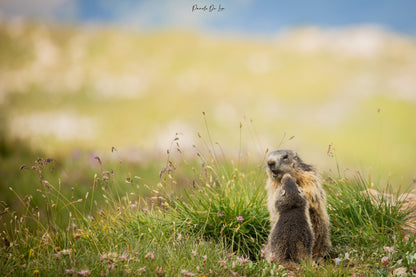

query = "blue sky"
[{"left": 1, "top": 0, "right": 416, "bottom": 35}]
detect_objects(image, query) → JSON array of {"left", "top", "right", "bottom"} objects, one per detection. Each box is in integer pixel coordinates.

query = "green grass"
[
  {"left": 1, "top": 21, "right": 416, "bottom": 276},
  {"left": 0, "top": 136, "right": 164, "bottom": 214},
  {"left": 1, "top": 142, "right": 415, "bottom": 276},
  {"left": 326, "top": 173, "right": 406, "bottom": 245},
  {"left": 169, "top": 164, "right": 269, "bottom": 260}
]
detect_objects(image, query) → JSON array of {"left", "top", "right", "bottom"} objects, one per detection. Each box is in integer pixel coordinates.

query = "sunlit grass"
[
  {"left": 1, "top": 21, "right": 416, "bottom": 275},
  {"left": 1, "top": 140, "right": 415, "bottom": 276},
  {"left": 169, "top": 164, "right": 269, "bottom": 260}
]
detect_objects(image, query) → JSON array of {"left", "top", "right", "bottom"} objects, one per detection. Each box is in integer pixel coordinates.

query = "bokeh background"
[{"left": 1, "top": 0, "right": 416, "bottom": 198}]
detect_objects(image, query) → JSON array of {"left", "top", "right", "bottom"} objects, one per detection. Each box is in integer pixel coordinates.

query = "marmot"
[
  {"left": 265, "top": 173, "right": 314, "bottom": 264},
  {"left": 265, "top": 149, "right": 331, "bottom": 259}
]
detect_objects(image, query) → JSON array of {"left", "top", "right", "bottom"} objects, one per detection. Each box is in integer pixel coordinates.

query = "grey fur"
[
  {"left": 266, "top": 173, "right": 314, "bottom": 264},
  {"left": 265, "top": 149, "right": 331, "bottom": 260}
]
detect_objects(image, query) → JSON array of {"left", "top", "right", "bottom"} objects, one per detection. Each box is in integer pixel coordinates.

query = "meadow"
[
  {"left": 1, "top": 21, "right": 416, "bottom": 275},
  {"left": 1, "top": 136, "right": 416, "bottom": 276},
  {"left": 1, "top": 22, "right": 416, "bottom": 183}
]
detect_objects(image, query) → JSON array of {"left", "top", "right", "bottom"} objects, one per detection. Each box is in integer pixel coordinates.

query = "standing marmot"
[
  {"left": 265, "top": 173, "right": 314, "bottom": 264},
  {"left": 265, "top": 149, "right": 331, "bottom": 259}
]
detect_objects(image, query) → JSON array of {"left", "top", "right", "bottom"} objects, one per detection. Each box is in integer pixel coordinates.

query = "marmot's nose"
[{"left": 267, "top": 160, "right": 276, "bottom": 168}]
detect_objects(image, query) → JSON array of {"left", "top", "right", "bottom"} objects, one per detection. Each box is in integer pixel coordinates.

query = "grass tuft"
[
  {"left": 1, "top": 150, "right": 416, "bottom": 275},
  {"left": 325, "top": 172, "right": 412, "bottom": 247},
  {"left": 168, "top": 165, "right": 269, "bottom": 260}
]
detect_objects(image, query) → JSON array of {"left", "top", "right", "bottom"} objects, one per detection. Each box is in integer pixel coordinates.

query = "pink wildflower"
[
  {"left": 381, "top": 256, "right": 390, "bottom": 266},
  {"left": 145, "top": 252, "right": 155, "bottom": 261},
  {"left": 384, "top": 246, "right": 394, "bottom": 253}
]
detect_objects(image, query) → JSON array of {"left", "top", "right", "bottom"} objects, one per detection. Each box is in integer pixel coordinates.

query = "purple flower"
[{"left": 236, "top": 216, "right": 244, "bottom": 222}]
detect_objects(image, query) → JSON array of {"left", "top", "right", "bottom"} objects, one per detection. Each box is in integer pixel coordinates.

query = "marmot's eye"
[{"left": 282, "top": 154, "right": 289, "bottom": 160}]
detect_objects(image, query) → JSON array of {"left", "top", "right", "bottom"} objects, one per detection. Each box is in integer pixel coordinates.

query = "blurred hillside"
[{"left": 1, "top": 20, "right": 415, "bottom": 185}]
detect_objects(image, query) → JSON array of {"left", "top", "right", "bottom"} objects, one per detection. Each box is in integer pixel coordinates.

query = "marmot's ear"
[
  {"left": 293, "top": 151, "right": 298, "bottom": 158},
  {"left": 281, "top": 190, "right": 286, "bottom": 197}
]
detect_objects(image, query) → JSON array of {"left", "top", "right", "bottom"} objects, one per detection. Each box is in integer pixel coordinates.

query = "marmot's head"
[
  {"left": 275, "top": 173, "right": 307, "bottom": 211},
  {"left": 266, "top": 149, "right": 313, "bottom": 181}
]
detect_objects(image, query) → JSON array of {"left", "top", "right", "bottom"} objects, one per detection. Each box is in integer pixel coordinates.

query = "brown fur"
[
  {"left": 265, "top": 150, "right": 331, "bottom": 259},
  {"left": 265, "top": 173, "right": 314, "bottom": 264}
]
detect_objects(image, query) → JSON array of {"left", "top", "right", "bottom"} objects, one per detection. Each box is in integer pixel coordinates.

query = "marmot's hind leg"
[{"left": 294, "top": 241, "right": 312, "bottom": 263}]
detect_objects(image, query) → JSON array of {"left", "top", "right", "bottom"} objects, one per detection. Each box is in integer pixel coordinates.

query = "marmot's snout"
[{"left": 267, "top": 160, "right": 281, "bottom": 178}]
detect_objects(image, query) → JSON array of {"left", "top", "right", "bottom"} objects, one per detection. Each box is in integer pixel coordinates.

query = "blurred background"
[{"left": 1, "top": 0, "right": 416, "bottom": 199}]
